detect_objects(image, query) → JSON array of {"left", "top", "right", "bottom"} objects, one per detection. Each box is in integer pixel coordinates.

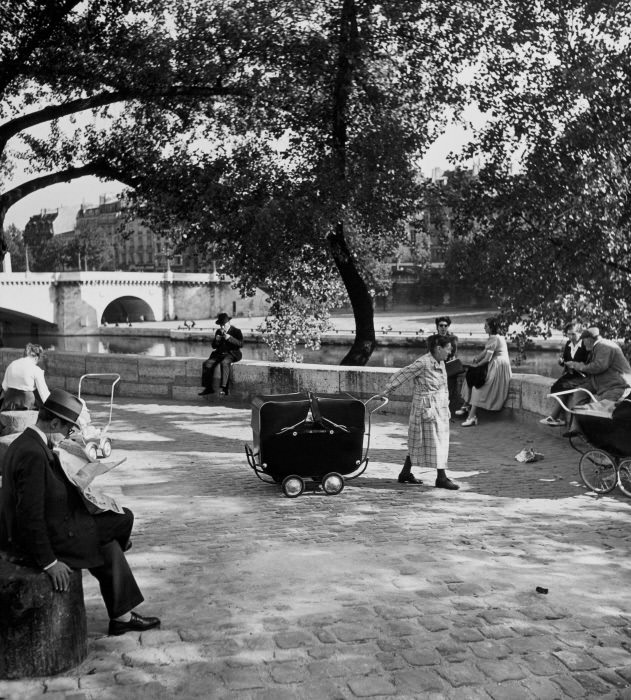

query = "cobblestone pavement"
[{"left": 1, "top": 398, "right": 631, "bottom": 699}]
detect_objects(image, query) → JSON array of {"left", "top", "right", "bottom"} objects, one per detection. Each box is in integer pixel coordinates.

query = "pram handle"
[
  {"left": 547, "top": 387, "right": 598, "bottom": 413},
  {"left": 78, "top": 374, "right": 121, "bottom": 430},
  {"left": 364, "top": 394, "right": 389, "bottom": 413}
]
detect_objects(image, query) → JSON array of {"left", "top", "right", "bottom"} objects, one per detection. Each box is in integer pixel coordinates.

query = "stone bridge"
[{"left": 0, "top": 271, "right": 268, "bottom": 334}]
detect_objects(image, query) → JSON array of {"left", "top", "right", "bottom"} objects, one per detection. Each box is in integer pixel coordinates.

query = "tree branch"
[
  {"left": 0, "top": 160, "right": 135, "bottom": 213},
  {"left": 0, "top": 83, "right": 248, "bottom": 152}
]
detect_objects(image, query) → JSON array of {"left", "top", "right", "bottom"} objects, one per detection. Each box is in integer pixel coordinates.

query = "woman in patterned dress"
[
  {"left": 382, "top": 334, "right": 459, "bottom": 490},
  {"left": 458, "top": 317, "right": 512, "bottom": 427}
]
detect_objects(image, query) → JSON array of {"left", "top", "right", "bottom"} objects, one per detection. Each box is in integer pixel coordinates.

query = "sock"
[{"left": 114, "top": 612, "right": 132, "bottom": 622}]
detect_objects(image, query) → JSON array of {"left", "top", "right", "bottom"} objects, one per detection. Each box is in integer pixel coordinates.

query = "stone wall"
[{"left": 0, "top": 349, "right": 557, "bottom": 421}]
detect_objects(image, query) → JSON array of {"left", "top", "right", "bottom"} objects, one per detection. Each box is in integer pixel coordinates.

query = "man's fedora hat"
[
  {"left": 215, "top": 312, "right": 231, "bottom": 325},
  {"left": 43, "top": 389, "right": 83, "bottom": 427}
]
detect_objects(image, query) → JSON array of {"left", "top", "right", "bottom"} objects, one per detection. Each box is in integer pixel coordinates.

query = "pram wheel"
[
  {"left": 282, "top": 475, "right": 305, "bottom": 498},
  {"left": 617, "top": 459, "right": 631, "bottom": 497},
  {"left": 322, "top": 472, "right": 344, "bottom": 496},
  {"left": 579, "top": 450, "right": 617, "bottom": 494},
  {"left": 85, "top": 442, "right": 99, "bottom": 462},
  {"left": 101, "top": 438, "right": 112, "bottom": 458}
]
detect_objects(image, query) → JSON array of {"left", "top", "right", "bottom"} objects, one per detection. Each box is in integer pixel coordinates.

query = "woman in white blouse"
[{"left": 1, "top": 343, "right": 50, "bottom": 410}]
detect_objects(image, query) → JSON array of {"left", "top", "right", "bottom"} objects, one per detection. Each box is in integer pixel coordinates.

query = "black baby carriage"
[
  {"left": 244, "top": 391, "right": 388, "bottom": 497},
  {"left": 549, "top": 388, "right": 631, "bottom": 496}
]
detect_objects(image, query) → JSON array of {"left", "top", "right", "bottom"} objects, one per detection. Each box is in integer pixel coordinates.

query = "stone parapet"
[{"left": 0, "top": 349, "right": 558, "bottom": 421}]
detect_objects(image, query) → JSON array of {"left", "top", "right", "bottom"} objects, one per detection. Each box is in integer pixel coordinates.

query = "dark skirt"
[
  {"left": 549, "top": 373, "right": 586, "bottom": 395},
  {"left": 0, "top": 388, "right": 40, "bottom": 411}
]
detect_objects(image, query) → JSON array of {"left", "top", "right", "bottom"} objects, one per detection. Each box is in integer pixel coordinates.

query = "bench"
[{"left": 0, "top": 553, "right": 87, "bottom": 678}]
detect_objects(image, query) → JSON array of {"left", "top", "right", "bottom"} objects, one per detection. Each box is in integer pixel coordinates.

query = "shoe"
[
  {"left": 462, "top": 416, "right": 478, "bottom": 427},
  {"left": 454, "top": 406, "right": 469, "bottom": 416},
  {"left": 539, "top": 416, "right": 565, "bottom": 427},
  {"left": 435, "top": 476, "right": 460, "bottom": 490},
  {"left": 198, "top": 388, "right": 214, "bottom": 396},
  {"left": 397, "top": 473, "right": 423, "bottom": 484},
  {"left": 108, "top": 611, "right": 161, "bottom": 636},
  {"left": 219, "top": 388, "right": 229, "bottom": 396},
  {"left": 562, "top": 430, "right": 581, "bottom": 438}
]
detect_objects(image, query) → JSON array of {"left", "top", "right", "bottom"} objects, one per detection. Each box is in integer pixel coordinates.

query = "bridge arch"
[{"left": 101, "top": 296, "right": 156, "bottom": 324}]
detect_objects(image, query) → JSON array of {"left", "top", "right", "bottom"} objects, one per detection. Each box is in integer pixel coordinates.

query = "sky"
[{"left": 4, "top": 117, "right": 483, "bottom": 231}]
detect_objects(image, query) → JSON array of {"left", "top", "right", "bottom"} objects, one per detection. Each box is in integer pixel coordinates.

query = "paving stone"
[
  {"left": 267, "top": 662, "right": 306, "bottom": 684},
  {"left": 521, "top": 652, "right": 566, "bottom": 676},
  {"left": 590, "top": 645, "right": 631, "bottom": 667},
  {"left": 392, "top": 668, "right": 444, "bottom": 693},
  {"left": 400, "top": 648, "right": 441, "bottom": 666},
  {"left": 328, "top": 624, "right": 379, "bottom": 643},
  {"left": 437, "top": 661, "right": 486, "bottom": 688},
  {"left": 450, "top": 627, "right": 485, "bottom": 643},
  {"left": 221, "top": 665, "right": 267, "bottom": 690},
  {"left": 572, "top": 671, "right": 615, "bottom": 696},
  {"left": 469, "top": 640, "right": 511, "bottom": 660},
  {"left": 346, "top": 675, "right": 396, "bottom": 697},
  {"left": 419, "top": 615, "right": 449, "bottom": 632},
  {"left": 519, "top": 675, "right": 566, "bottom": 699},
  {"left": 551, "top": 674, "right": 588, "bottom": 698},
  {"left": 552, "top": 649, "right": 600, "bottom": 671},
  {"left": 476, "top": 659, "right": 527, "bottom": 682},
  {"left": 484, "top": 680, "right": 532, "bottom": 700},
  {"left": 274, "top": 630, "right": 316, "bottom": 649}
]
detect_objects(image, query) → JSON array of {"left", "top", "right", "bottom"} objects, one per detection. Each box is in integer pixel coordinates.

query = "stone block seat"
[{"left": 0, "top": 552, "right": 87, "bottom": 679}]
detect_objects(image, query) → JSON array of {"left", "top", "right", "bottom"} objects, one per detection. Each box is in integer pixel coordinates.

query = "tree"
[
  {"left": 446, "top": 1, "right": 631, "bottom": 341},
  {"left": 131, "top": 1, "right": 501, "bottom": 364},
  {"left": 0, "top": 0, "right": 253, "bottom": 254},
  {"left": 2, "top": 223, "right": 25, "bottom": 270}
]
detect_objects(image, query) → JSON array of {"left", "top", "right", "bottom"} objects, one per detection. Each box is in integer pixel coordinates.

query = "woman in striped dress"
[{"left": 382, "top": 334, "right": 459, "bottom": 490}]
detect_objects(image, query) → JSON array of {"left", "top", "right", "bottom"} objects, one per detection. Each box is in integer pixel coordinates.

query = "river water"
[{"left": 2, "top": 332, "right": 562, "bottom": 377}]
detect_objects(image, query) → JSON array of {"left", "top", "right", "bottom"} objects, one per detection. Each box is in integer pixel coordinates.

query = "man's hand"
[{"left": 45, "top": 561, "right": 72, "bottom": 592}]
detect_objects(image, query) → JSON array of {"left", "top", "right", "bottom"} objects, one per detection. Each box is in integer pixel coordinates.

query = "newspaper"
[{"left": 55, "top": 440, "right": 126, "bottom": 514}]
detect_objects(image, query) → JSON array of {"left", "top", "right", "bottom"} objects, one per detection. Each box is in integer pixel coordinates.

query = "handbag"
[
  {"left": 445, "top": 359, "right": 465, "bottom": 377},
  {"left": 465, "top": 363, "right": 488, "bottom": 389}
]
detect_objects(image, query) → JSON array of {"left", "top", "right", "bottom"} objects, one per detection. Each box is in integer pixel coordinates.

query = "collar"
[{"left": 29, "top": 424, "right": 48, "bottom": 445}]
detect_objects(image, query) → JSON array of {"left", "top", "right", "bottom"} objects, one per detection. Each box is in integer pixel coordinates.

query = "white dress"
[{"left": 462, "top": 335, "right": 512, "bottom": 411}]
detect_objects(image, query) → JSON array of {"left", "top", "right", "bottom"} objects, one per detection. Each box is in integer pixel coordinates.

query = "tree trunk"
[
  {"left": 0, "top": 555, "right": 87, "bottom": 679},
  {"left": 328, "top": 223, "right": 375, "bottom": 365},
  {"left": 329, "top": 1, "right": 375, "bottom": 365}
]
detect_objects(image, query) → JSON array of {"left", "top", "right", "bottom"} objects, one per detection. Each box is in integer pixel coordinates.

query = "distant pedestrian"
[
  {"left": 433, "top": 316, "right": 460, "bottom": 410},
  {"left": 1, "top": 343, "right": 50, "bottom": 411},
  {"left": 199, "top": 312, "right": 243, "bottom": 396},
  {"left": 540, "top": 322, "right": 588, "bottom": 427},
  {"left": 382, "top": 334, "right": 460, "bottom": 490},
  {"left": 457, "top": 317, "right": 512, "bottom": 427}
]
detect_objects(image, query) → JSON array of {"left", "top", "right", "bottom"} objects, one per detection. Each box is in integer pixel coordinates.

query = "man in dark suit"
[
  {"left": 199, "top": 312, "right": 243, "bottom": 396},
  {"left": 0, "top": 389, "right": 160, "bottom": 636}
]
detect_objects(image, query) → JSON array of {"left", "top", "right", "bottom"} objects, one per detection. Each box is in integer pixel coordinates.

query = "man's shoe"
[
  {"left": 435, "top": 476, "right": 459, "bottom": 490},
  {"left": 198, "top": 388, "right": 214, "bottom": 396},
  {"left": 108, "top": 612, "right": 161, "bottom": 636},
  {"left": 219, "top": 387, "right": 229, "bottom": 396},
  {"left": 397, "top": 473, "right": 423, "bottom": 484}
]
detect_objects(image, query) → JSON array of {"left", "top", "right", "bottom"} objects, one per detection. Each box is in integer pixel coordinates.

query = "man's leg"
[
  {"left": 89, "top": 509, "right": 143, "bottom": 619},
  {"left": 219, "top": 357, "right": 235, "bottom": 394},
  {"left": 200, "top": 357, "right": 220, "bottom": 395}
]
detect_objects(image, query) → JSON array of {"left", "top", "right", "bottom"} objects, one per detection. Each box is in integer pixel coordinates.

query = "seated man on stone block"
[{"left": 0, "top": 389, "right": 161, "bottom": 636}]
